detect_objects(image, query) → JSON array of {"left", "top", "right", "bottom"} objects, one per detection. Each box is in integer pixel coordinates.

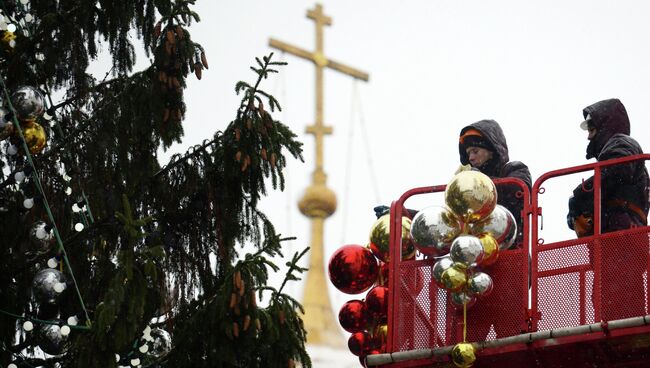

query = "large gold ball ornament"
[
  {"left": 451, "top": 342, "right": 476, "bottom": 368},
  {"left": 368, "top": 214, "right": 415, "bottom": 263},
  {"left": 21, "top": 121, "right": 47, "bottom": 154},
  {"left": 441, "top": 264, "right": 467, "bottom": 292},
  {"left": 478, "top": 234, "right": 499, "bottom": 267},
  {"left": 444, "top": 171, "right": 496, "bottom": 223}
]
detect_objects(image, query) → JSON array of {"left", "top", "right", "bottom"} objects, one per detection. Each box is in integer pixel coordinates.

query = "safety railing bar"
[
  {"left": 531, "top": 153, "right": 650, "bottom": 193},
  {"left": 388, "top": 177, "right": 531, "bottom": 351},
  {"left": 538, "top": 264, "right": 591, "bottom": 277}
]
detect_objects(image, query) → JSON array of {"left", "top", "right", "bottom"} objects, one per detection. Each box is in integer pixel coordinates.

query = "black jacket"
[
  {"left": 459, "top": 120, "right": 532, "bottom": 244},
  {"left": 570, "top": 99, "right": 649, "bottom": 230}
]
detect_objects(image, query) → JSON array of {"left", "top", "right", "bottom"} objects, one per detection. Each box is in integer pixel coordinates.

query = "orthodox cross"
[
  {"left": 269, "top": 3, "right": 369, "bottom": 185},
  {"left": 269, "top": 3, "right": 369, "bottom": 347}
]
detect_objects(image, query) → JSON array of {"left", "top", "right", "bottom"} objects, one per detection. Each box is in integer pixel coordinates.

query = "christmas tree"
[{"left": 0, "top": 1, "right": 310, "bottom": 367}]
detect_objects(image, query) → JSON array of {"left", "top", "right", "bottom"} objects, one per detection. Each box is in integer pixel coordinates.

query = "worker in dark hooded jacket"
[
  {"left": 567, "top": 98, "right": 649, "bottom": 321},
  {"left": 459, "top": 119, "right": 532, "bottom": 247},
  {"left": 457, "top": 119, "right": 532, "bottom": 341}
]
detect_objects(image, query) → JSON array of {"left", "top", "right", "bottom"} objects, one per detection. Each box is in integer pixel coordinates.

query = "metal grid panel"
[
  {"left": 395, "top": 250, "right": 528, "bottom": 352},
  {"left": 538, "top": 243, "right": 590, "bottom": 273},
  {"left": 537, "top": 229, "right": 650, "bottom": 330}
]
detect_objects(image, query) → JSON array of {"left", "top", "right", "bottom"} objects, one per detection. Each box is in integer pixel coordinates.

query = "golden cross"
[
  {"left": 268, "top": 4, "right": 370, "bottom": 347},
  {"left": 269, "top": 3, "right": 369, "bottom": 185}
]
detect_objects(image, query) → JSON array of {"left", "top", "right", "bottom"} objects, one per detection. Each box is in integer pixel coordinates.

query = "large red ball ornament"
[
  {"left": 339, "top": 300, "right": 370, "bottom": 333},
  {"left": 329, "top": 244, "right": 379, "bottom": 294},
  {"left": 348, "top": 331, "right": 372, "bottom": 356},
  {"left": 366, "top": 286, "right": 389, "bottom": 322}
]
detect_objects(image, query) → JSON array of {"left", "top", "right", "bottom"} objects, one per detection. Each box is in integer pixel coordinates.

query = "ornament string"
[
  {"left": 0, "top": 76, "right": 92, "bottom": 327},
  {"left": 463, "top": 294, "right": 467, "bottom": 342},
  {"left": 0, "top": 309, "right": 90, "bottom": 331}
]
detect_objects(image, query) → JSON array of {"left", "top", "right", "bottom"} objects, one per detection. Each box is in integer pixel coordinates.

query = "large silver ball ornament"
[
  {"left": 32, "top": 268, "right": 67, "bottom": 305},
  {"left": 450, "top": 235, "right": 484, "bottom": 267},
  {"left": 11, "top": 86, "right": 45, "bottom": 121},
  {"left": 410, "top": 206, "right": 461, "bottom": 257},
  {"left": 467, "top": 271, "right": 494, "bottom": 297},
  {"left": 432, "top": 255, "right": 454, "bottom": 288},
  {"left": 471, "top": 204, "right": 517, "bottom": 250},
  {"left": 148, "top": 328, "right": 172, "bottom": 358},
  {"left": 27, "top": 221, "right": 54, "bottom": 256},
  {"left": 37, "top": 324, "right": 69, "bottom": 356}
]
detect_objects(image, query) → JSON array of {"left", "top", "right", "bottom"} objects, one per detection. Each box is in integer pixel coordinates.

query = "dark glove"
[{"left": 373, "top": 205, "right": 390, "bottom": 219}]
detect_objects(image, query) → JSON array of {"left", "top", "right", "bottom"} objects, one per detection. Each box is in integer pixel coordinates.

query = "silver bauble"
[
  {"left": 432, "top": 255, "right": 454, "bottom": 287},
  {"left": 467, "top": 271, "right": 494, "bottom": 297},
  {"left": 11, "top": 86, "right": 45, "bottom": 121},
  {"left": 38, "top": 324, "right": 69, "bottom": 356},
  {"left": 471, "top": 204, "right": 517, "bottom": 250},
  {"left": 450, "top": 235, "right": 484, "bottom": 267},
  {"left": 32, "top": 268, "right": 67, "bottom": 305},
  {"left": 27, "top": 221, "right": 54, "bottom": 256},
  {"left": 450, "top": 291, "right": 476, "bottom": 309},
  {"left": 149, "top": 328, "right": 172, "bottom": 358},
  {"left": 410, "top": 206, "right": 461, "bottom": 257}
]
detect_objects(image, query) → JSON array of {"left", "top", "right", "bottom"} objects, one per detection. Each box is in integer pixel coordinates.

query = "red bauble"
[
  {"left": 376, "top": 261, "right": 390, "bottom": 287},
  {"left": 339, "top": 300, "right": 370, "bottom": 333},
  {"left": 328, "top": 244, "right": 379, "bottom": 294},
  {"left": 366, "top": 286, "right": 389, "bottom": 322},
  {"left": 348, "top": 331, "right": 372, "bottom": 356}
]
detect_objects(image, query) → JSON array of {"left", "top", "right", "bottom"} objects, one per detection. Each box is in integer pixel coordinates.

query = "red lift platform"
[{"left": 366, "top": 154, "right": 650, "bottom": 368}]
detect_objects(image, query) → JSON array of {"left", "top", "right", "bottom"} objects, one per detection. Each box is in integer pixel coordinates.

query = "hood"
[
  {"left": 458, "top": 119, "right": 509, "bottom": 175},
  {"left": 583, "top": 98, "right": 630, "bottom": 159}
]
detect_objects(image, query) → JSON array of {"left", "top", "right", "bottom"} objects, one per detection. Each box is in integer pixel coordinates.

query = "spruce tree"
[{"left": 0, "top": 1, "right": 310, "bottom": 367}]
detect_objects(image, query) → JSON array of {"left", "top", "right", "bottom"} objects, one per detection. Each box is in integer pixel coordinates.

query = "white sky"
[{"left": 156, "top": 0, "right": 650, "bottom": 363}]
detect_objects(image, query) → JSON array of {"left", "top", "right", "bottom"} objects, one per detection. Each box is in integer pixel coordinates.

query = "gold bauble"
[
  {"left": 451, "top": 342, "right": 476, "bottom": 368},
  {"left": 22, "top": 121, "right": 47, "bottom": 154},
  {"left": 441, "top": 264, "right": 467, "bottom": 292},
  {"left": 478, "top": 234, "right": 499, "bottom": 267},
  {"left": 369, "top": 214, "right": 415, "bottom": 263},
  {"left": 444, "top": 171, "right": 497, "bottom": 223}
]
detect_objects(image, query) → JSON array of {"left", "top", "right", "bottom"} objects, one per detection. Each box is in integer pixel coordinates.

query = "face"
[
  {"left": 465, "top": 146, "right": 493, "bottom": 168},
  {"left": 587, "top": 126, "right": 597, "bottom": 140}
]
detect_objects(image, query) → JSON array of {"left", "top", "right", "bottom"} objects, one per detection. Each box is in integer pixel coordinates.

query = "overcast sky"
[{"left": 156, "top": 0, "right": 650, "bottom": 362}]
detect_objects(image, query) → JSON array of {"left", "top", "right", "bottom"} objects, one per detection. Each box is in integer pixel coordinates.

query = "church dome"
[{"left": 298, "top": 184, "right": 337, "bottom": 218}]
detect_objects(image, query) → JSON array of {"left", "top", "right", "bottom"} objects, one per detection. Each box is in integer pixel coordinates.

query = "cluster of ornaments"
[
  {"left": 1, "top": 85, "right": 48, "bottom": 155},
  {"left": 328, "top": 170, "right": 517, "bottom": 368},
  {"left": 413, "top": 170, "right": 517, "bottom": 368},
  {"left": 327, "top": 209, "right": 417, "bottom": 363}
]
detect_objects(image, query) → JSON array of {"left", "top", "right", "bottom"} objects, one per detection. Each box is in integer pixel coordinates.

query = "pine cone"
[{"left": 201, "top": 52, "right": 209, "bottom": 69}]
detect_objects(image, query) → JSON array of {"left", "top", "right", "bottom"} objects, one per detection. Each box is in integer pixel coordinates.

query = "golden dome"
[{"left": 298, "top": 184, "right": 337, "bottom": 218}]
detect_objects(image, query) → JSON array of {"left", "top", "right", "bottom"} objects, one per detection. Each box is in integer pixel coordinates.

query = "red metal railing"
[
  {"left": 530, "top": 153, "right": 650, "bottom": 331},
  {"left": 386, "top": 178, "right": 531, "bottom": 353},
  {"left": 385, "top": 153, "right": 650, "bottom": 358}
]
